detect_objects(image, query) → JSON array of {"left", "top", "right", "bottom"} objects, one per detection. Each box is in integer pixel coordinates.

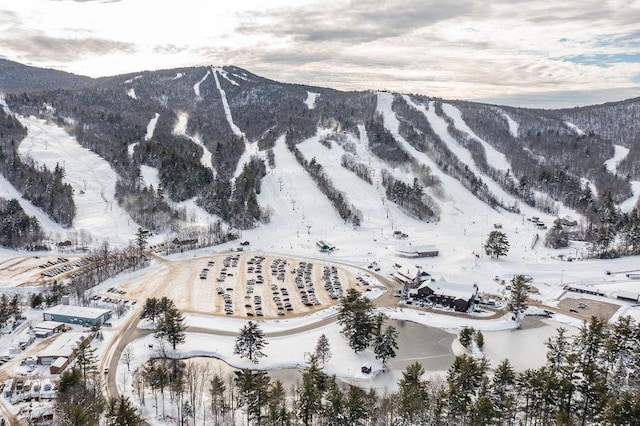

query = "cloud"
[
  {"left": 2, "top": 31, "right": 136, "bottom": 62},
  {"left": 237, "top": 0, "right": 476, "bottom": 44}
]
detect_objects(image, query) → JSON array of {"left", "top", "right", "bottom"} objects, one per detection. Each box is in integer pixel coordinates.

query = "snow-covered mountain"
[{"left": 1, "top": 61, "right": 640, "bottom": 255}]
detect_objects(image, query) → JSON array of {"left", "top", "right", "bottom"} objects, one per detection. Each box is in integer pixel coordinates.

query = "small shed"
[{"left": 49, "top": 356, "right": 71, "bottom": 375}]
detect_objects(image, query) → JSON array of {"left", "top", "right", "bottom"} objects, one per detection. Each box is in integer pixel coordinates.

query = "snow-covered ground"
[
  {"left": 16, "top": 115, "right": 140, "bottom": 246},
  {"left": 304, "top": 91, "right": 320, "bottom": 109}
]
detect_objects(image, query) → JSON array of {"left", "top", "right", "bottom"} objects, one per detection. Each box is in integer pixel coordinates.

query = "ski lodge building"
[{"left": 395, "top": 266, "right": 478, "bottom": 312}]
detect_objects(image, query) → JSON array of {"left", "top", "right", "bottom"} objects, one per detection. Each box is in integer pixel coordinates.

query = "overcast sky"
[{"left": 2, "top": 0, "right": 639, "bottom": 107}]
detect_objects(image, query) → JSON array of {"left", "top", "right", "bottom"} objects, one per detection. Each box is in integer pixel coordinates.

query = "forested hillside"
[{"left": 2, "top": 61, "right": 640, "bottom": 256}]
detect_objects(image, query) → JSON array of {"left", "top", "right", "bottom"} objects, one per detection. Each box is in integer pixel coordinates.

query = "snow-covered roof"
[
  {"left": 37, "top": 331, "right": 89, "bottom": 359},
  {"left": 428, "top": 279, "right": 477, "bottom": 300},
  {"left": 44, "top": 304, "right": 111, "bottom": 320},
  {"left": 35, "top": 321, "right": 65, "bottom": 331},
  {"left": 396, "top": 244, "right": 439, "bottom": 256}
]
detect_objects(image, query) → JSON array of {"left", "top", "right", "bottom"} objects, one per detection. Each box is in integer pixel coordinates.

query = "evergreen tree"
[
  {"left": 484, "top": 230, "right": 510, "bottom": 259},
  {"left": 73, "top": 338, "right": 98, "bottom": 385},
  {"left": 446, "top": 354, "right": 488, "bottom": 423},
  {"left": 55, "top": 367, "right": 103, "bottom": 425},
  {"left": 234, "top": 369, "right": 271, "bottom": 425},
  {"left": 155, "top": 306, "right": 187, "bottom": 350},
  {"left": 266, "top": 380, "right": 291, "bottom": 426},
  {"left": 374, "top": 325, "right": 399, "bottom": 368},
  {"left": 475, "top": 330, "right": 485, "bottom": 349},
  {"left": 234, "top": 320, "right": 268, "bottom": 364},
  {"left": 397, "top": 362, "right": 430, "bottom": 424},
  {"left": 140, "top": 297, "right": 160, "bottom": 322},
  {"left": 135, "top": 227, "right": 149, "bottom": 252},
  {"left": 297, "top": 357, "right": 325, "bottom": 426},
  {"left": 106, "top": 395, "right": 143, "bottom": 425},
  {"left": 345, "top": 385, "right": 368, "bottom": 425},
  {"left": 491, "top": 359, "right": 517, "bottom": 424},
  {"left": 314, "top": 333, "right": 332, "bottom": 365},
  {"left": 508, "top": 275, "right": 529, "bottom": 323},
  {"left": 209, "top": 373, "right": 227, "bottom": 422},
  {"left": 337, "top": 288, "right": 376, "bottom": 353},
  {"left": 459, "top": 326, "right": 475, "bottom": 349},
  {"left": 323, "top": 375, "right": 346, "bottom": 425}
]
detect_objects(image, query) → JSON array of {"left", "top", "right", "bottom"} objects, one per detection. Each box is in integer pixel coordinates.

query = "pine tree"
[
  {"left": 234, "top": 321, "right": 268, "bottom": 364},
  {"left": 374, "top": 325, "right": 399, "bottom": 368},
  {"left": 345, "top": 385, "right": 368, "bottom": 425},
  {"left": 73, "top": 338, "right": 98, "bottom": 385},
  {"left": 234, "top": 369, "right": 270, "bottom": 425},
  {"left": 209, "top": 373, "right": 226, "bottom": 421},
  {"left": 135, "top": 227, "right": 149, "bottom": 252},
  {"left": 140, "top": 297, "right": 160, "bottom": 322},
  {"left": 484, "top": 230, "right": 510, "bottom": 259},
  {"left": 337, "top": 288, "right": 375, "bottom": 353},
  {"left": 459, "top": 326, "right": 475, "bottom": 349},
  {"left": 475, "top": 330, "right": 485, "bottom": 349},
  {"left": 508, "top": 275, "right": 529, "bottom": 324},
  {"left": 106, "top": 395, "right": 143, "bottom": 425},
  {"left": 446, "top": 354, "right": 488, "bottom": 423},
  {"left": 314, "top": 333, "right": 332, "bottom": 365},
  {"left": 297, "top": 357, "right": 325, "bottom": 426},
  {"left": 155, "top": 306, "right": 187, "bottom": 350},
  {"left": 397, "top": 362, "right": 430, "bottom": 424},
  {"left": 266, "top": 380, "right": 291, "bottom": 426},
  {"left": 322, "top": 375, "right": 345, "bottom": 425},
  {"left": 491, "top": 359, "right": 517, "bottom": 424}
]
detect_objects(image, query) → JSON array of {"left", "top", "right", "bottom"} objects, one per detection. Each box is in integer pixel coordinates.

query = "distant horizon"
[
  {"left": 2, "top": 56, "right": 638, "bottom": 110},
  {"left": 2, "top": 0, "right": 639, "bottom": 109}
]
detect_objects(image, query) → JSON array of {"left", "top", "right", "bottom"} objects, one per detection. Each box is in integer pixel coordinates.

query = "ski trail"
[
  {"left": 173, "top": 112, "right": 215, "bottom": 172},
  {"left": 193, "top": 70, "right": 210, "bottom": 99},
  {"left": 211, "top": 66, "right": 259, "bottom": 179},
  {"left": 304, "top": 92, "right": 320, "bottom": 109},
  {"left": 441, "top": 103, "right": 511, "bottom": 171},
  {"left": 129, "top": 113, "right": 160, "bottom": 158},
  {"left": 564, "top": 121, "right": 585, "bottom": 136},
  {"left": 212, "top": 67, "right": 245, "bottom": 139},
  {"left": 17, "top": 115, "right": 140, "bottom": 246},
  {"left": 127, "top": 88, "right": 137, "bottom": 100},
  {"left": 604, "top": 144, "right": 629, "bottom": 174},
  {"left": 401, "top": 96, "right": 520, "bottom": 209},
  {"left": 497, "top": 109, "right": 519, "bottom": 138},
  {"left": 218, "top": 68, "right": 240, "bottom": 86},
  {"left": 145, "top": 113, "right": 160, "bottom": 141}
]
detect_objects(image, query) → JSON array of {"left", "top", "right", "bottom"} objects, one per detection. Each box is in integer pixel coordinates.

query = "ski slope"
[
  {"left": 256, "top": 135, "right": 353, "bottom": 251},
  {"left": 0, "top": 174, "right": 68, "bottom": 236},
  {"left": 212, "top": 67, "right": 245, "bottom": 140},
  {"left": 193, "top": 70, "right": 210, "bottom": 99},
  {"left": 441, "top": 103, "right": 511, "bottom": 171},
  {"left": 565, "top": 121, "right": 585, "bottom": 136},
  {"left": 173, "top": 112, "right": 214, "bottom": 172},
  {"left": 16, "top": 115, "right": 140, "bottom": 246},
  {"left": 144, "top": 113, "right": 160, "bottom": 141},
  {"left": 304, "top": 91, "right": 320, "bottom": 109},
  {"left": 604, "top": 144, "right": 629, "bottom": 174},
  {"left": 297, "top": 128, "right": 424, "bottom": 231},
  {"left": 498, "top": 109, "right": 519, "bottom": 138}
]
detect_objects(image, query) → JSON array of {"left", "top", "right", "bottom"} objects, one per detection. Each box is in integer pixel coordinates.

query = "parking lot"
[{"left": 119, "top": 252, "right": 371, "bottom": 319}]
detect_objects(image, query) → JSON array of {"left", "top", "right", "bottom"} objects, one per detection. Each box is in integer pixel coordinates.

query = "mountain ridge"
[{"left": 0, "top": 60, "right": 639, "bottom": 259}]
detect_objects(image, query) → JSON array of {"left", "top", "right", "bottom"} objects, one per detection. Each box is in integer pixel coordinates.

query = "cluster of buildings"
[{"left": 393, "top": 266, "right": 478, "bottom": 312}]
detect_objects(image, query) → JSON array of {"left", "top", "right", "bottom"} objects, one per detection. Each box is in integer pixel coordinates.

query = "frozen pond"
[
  {"left": 174, "top": 316, "right": 575, "bottom": 393},
  {"left": 481, "top": 316, "right": 578, "bottom": 371}
]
